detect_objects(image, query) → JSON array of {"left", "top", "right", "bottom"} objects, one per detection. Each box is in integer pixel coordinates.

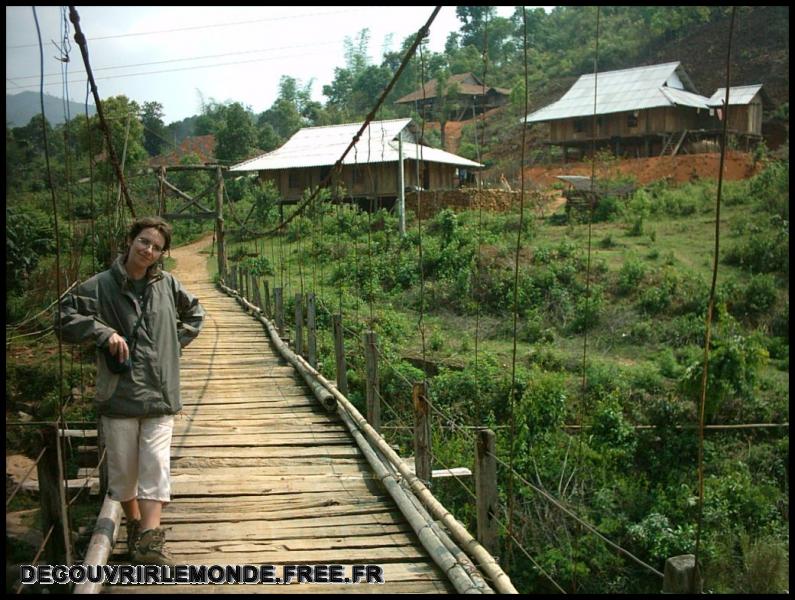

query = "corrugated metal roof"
[
  {"left": 524, "top": 62, "right": 710, "bottom": 123},
  {"left": 706, "top": 84, "right": 763, "bottom": 106},
  {"left": 230, "top": 118, "right": 482, "bottom": 171},
  {"left": 395, "top": 72, "right": 511, "bottom": 104}
]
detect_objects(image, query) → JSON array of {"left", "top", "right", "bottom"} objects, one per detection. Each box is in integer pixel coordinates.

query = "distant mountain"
[{"left": 5, "top": 91, "right": 96, "bottom": 128}]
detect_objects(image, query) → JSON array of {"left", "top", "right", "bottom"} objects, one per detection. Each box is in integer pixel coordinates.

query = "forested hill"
[
  {"left": 165, "top": 6, "right": 788, "bottom": 161},
  {"left": 6, "top": 7, "right": 788, "bottom": 166}
]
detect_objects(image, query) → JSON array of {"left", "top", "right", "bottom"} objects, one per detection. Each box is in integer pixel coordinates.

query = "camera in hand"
[{"left": 104, "top": 337, "right": 132, "bottom": 374}]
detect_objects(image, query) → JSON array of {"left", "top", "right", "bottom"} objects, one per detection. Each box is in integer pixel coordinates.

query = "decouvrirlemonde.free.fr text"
[{"left": 20, "top": 564, "right": 385, "bottom": 585}]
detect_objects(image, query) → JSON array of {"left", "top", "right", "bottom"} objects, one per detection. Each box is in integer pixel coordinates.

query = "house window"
[
  {"left": 288, "top": 171, "right": 302, "bottom": 189},
  {"left": 574, "top": 119, "right": 586, "bottom": 133},
  {"left": 627, "top": 112, "right": 639, "bottom": 128},
  {"left": 351, "top": 166, "right": 365, "bottom": 185}
]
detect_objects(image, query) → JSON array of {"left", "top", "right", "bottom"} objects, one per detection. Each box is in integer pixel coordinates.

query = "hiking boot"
[
  {"left": 132, "top": 527, "right": 176, "bottom": 566},
  {"left": 125, "top": 518, "right": 141, "bottom": 559}
]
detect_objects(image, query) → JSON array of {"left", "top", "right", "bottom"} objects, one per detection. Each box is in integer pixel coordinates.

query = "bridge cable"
[
  {"left": 504, "top": 5, "right": 534, "bottom": 571},
  {"left": 254, "top": 7, "right": 442, "bottom": 238},
  {"left": 472, "top": 14, "right": 489, "bottom": 401},
  {"left": 33, "top": 5, "right": 72, "bottom": 564},
  {"left": 571, "top": 6, "right": 600, "bottom": 593},
  {"left": 68, "top": 6, "right": 136, "bottom": 218},
  {"left": 416, "top": 41, "right": 429, "bottom": 385},
  {"left": 693, "top": 6, "right": 736, "bottom": 589}
]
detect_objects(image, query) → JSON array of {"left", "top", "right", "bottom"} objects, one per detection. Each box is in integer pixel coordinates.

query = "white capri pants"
[{"left": 100, "top": 415, "right": 174, "bottom": 503}]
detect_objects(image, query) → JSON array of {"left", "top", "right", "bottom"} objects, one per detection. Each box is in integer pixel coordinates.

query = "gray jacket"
[{"left": 55, "top": 256, "right": 205, "bottom": 417}]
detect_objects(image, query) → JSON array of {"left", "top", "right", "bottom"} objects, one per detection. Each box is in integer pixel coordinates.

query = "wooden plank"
[
  {"left": 169, "top": 434, "right": 351, "bottom": 446},
  {"left": 169, "top": 446, "right": 363, "bottom": 459}
]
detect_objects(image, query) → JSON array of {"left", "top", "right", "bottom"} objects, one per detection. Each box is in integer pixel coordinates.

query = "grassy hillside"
[{"left": 215, "top": 160, "right": 788, "bottom": 593}]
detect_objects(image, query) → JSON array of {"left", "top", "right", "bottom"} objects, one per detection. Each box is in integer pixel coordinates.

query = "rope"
[
  {"left": 5, "top": 447, "right": 48, "bottom": 508},
  {"left": 571, "top": 7, "right": 601, "bottom": 592},
  {"left": 68, "top": 448, "right": 107, "bottom": 507},
  {"left": 693, "top": 6, "right": 736, "bottom": 585},
  {"left": 504, "top": 5, "right": 533, "bottom": 569},
  {"left": 68, "top": 6, "right": 136, "bottom": 218},
  {"left": 13, "top": 524, "right": 56, "bottom": 594},
  {"left": 491, "top": 451, "right": 664, "bottom": 579},
  {"left": 416, "top": 43, "right": 429, "bottom": 382},
  {"left": 250, "top": 7, "right": 442, "bottom": 239}
]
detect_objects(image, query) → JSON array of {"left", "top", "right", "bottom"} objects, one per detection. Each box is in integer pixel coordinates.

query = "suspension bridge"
[
  {"left": 6, "top": 5, "right": 764, "bottom": 595},
  {"left": 64, "top": 235, "right": 512, "bottom": 594}
]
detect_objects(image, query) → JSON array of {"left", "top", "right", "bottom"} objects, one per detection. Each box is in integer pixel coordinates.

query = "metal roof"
[
  {"left": 395, "top": 72, "right": 511, "bottom": 104},
  {"left": 706, "top": 84, "right": 763, "bottom": 106},
  {"left": 230, "top": 118, "right": 482, "bottom": 171},
  {"left": 524, "top": 62, "right": 710, "bottom": 123}
]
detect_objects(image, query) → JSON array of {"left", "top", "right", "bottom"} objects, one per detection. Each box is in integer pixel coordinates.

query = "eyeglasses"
[{"left": 135, "top": 236, "right": 164, "bottom": 254}]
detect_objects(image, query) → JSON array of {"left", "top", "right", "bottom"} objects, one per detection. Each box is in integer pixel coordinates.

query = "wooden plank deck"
[{"left": 103, "top": 269, "right": 454, "bottom": 593}]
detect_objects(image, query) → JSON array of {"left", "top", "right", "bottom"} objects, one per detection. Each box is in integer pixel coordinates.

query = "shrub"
[
  {"left": 616, "top": 255, "right": 647, "bottom": 295},
  {"left": 732, "top": 273, "right": 778, "bottom": 319},
  {"left": 723, "top": 215, "right": 789, "bottom": 274},
  {"left": 518, "top": 367, "right": 567, "bottom": 437}
]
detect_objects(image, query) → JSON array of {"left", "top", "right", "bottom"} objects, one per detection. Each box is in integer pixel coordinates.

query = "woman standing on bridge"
[{"left": 56, "top": 216, "right": 205, "bottom": 566}]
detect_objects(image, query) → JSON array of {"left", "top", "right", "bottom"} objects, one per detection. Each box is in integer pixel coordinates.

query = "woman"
[{"left": 56, "top": 216, "right": 205, "bottom": 565}]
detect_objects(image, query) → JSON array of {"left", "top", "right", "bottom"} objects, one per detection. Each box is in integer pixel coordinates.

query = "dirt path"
[{"left": 168, "top": 232, "right": 215, "bottom": 283}]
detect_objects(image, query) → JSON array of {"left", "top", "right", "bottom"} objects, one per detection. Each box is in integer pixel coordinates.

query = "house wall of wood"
[
  {"left": 549, "top": 106, "right": 714, "bottom": 143},
  {"left": 258, "top": 160, "right": 458, "bottom": 202},
  {"left": 724, "top": 98, "right": 763, "bottom": 135}
]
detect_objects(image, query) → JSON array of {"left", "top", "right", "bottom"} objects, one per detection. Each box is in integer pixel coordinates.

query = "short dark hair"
[
  {"left": 122, "top": 217, "right": 173, "bottom": 275},
  {"left": 126, "top": 216, "right": 173, "bottom": 252}
]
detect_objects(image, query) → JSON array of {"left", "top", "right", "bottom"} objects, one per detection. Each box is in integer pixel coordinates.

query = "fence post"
[
  {"left": 274, "top": 288, "right": 284, "bottom": 336},
  {"left": 332, "top": 314, "right": 348, "bottom": 396},
  {"left": 294, "top": 293, "right": 304, "bottom": 356},
  {"left": 413, "top": 382, "right": 431, "bottom": 485},
  {"left": 663, "top": 555, "right": 701, "bottom": 593},
  {"left": 476, "top": 427, "right": 498, "bottom": 555},
  {"left": 97, "top": 418, "right": 108, "bottom": 499},
  {"left": 230, "top": 265, "right": 237, "bottom": 292},
  {"left": 253, "top": 275, "right": 263, "bottom": 312},
  {"left": 306, "top": 293, "right": 317, "bottom": 369},
  {"left": 37, "top": 425, "right": 73, "bottom": 565},
  {"left": 215, "top": 166, "right": 226, "bottom": 280},
  {"left": 263, "top": 279, "right": 272, "bottom": 318},
  {"left": 364, "top": 330, "right": 380, "bottom": 434}
]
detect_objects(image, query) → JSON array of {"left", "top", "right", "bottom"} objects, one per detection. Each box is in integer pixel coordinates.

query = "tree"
[
  {"left": 215, "top": 102, "right": 257, "bottom": 164},
  {"left": 141, "top": 101, "right": 168, "bottom": 157}
]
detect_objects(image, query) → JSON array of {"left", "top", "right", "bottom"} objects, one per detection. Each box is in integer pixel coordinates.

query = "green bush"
[
  {"left": 616, "top": 255, "right": 647, "bottom": 295},
  {"left": 723, "top": 215, "right": 789, "bottom": 274},
  {"left": 518, "top": 367, "right": 567, "bottom": 437}
]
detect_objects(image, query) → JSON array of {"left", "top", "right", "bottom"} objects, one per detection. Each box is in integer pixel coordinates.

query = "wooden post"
[
  {"left": 37, "top": 425, "right": 73, "bottom": 565},
  {"left": 413, "top": 382, "right": 431, "bottom": 485},
  {"left": 398, "top": 132, "right": 406, "bottom": 236},
  {"left": 475, "top": 428, "right": 498, "bottom": 555},
  {"left": 215, "top": 166, "right": 226, "bottom": 280},
  {"left": 332, "top": 314, "right": 348, "bottom": 396},
  {"left": 97, "top": 418, "right": 108, "bottom": 499},
  {"left": 364, "top": 330, "right": 380, "bottom": 434},
  {"left": 294, "top": 293, "right": 304, "bottom": 356},
  {"left": 306, "top": 293, "right": 317, "bottom": 369},
  {"left": 253, "top": 275, "right": 263, "bottom": 312},
  {"left": 663, "top": 555, "right": 701, "bottom": 593},
  {"left": 157, "top": 166, "right": 166, "bottom": 216},
  {"left": 274, "top": 288, "right": 284, "bottom": 336},
  {"left": 263, "top": 279, "right": 272, "bottom": 318}
]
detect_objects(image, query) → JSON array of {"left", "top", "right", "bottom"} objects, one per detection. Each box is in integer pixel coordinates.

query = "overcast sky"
[{"left": 6, "top": 6, "right": 538, "bottom": 125}]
